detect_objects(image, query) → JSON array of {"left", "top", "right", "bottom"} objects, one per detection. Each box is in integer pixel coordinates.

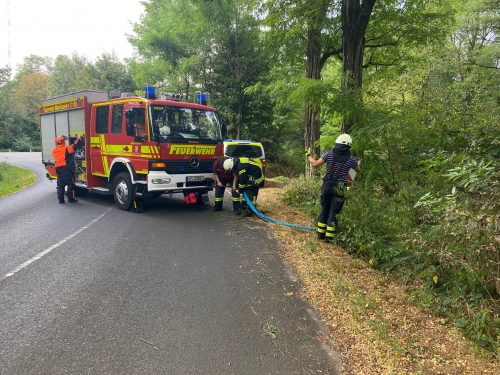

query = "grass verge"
[
  {"left": 0, "top": 162, "right": 37, "bottom": 198},
  {"left": 256, "top": 179, "right": 499, "bottom": 375}
]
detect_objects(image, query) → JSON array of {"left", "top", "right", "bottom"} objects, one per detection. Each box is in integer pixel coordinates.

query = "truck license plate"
[{"left": 187, "top": 176, "right": 205, "bottom": 182}]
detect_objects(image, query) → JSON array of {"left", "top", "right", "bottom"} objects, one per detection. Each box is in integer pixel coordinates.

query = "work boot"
[
  {"left": 212, "top": 206, "right": 222, "bottom": 212},
  {"left": 68, "top": 198, "right": 78, "bottom": 203},
  {"left": 324, "top": 235, "right": 336, "bottom": 244},
  {"left": 317, "top": 232, "right": 325, "bottom": 240},
  {"left": 324, "top": 225, "right": 335, "bottom": 243},
  {"left": 242, "top": 209, "right": 252, "bottom": 217},
  {"left": 234, "top": 208, "right": 242, "bottom": 216},
  {"left": 59, "top": 200, "right": 65, "bottom": 204}
]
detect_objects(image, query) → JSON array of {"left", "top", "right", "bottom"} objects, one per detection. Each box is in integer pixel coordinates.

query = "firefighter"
[
  {"left": 52, "top": 135, "right": 83, "bottom": 204},
  {"left": 306, "top": 134, "right": 360, "bottom": 243},
  {"left": 212, "top": 157, "right": 239, "bottom": 212},
  {"left": 225, "top": 157, "right": 264, "bottom": 217},
  {"left": 134, "top": 110, "right": 146, "bottom": 136}
]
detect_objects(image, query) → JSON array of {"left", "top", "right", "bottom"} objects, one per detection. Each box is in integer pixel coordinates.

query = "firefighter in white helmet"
[
  {"left": 306, "top": 134, "right": 360, "bottom": 243},
  {"left": 224, "top": 157, "right": 264, "bottom": 217},
  {"left": 212, "top": 157, "right": 239, "bottom": 212}
]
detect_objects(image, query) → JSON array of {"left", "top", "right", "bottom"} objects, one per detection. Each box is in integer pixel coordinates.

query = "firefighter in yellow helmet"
[
  {"left": 52, "top": 135, "right": 83, "bottom": 204},
  {"left": 225, "top": 157, "right": 264, "bottom": 217},
  {"left": 307, "top": 134, "right": 360, "bottom": 243}
]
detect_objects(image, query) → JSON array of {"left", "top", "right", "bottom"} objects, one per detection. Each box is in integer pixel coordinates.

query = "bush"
[{"left": 12, "top": 136, "right": 36, "bottom": 152}]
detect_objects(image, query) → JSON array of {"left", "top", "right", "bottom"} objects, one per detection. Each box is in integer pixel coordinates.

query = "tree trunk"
[
  {"left": 341, "top": 0, "right": 376, "bottom": 133},
  {"left": 304, "top": 24, "right": 324, "bottom": 177},
  {"left": 237, "top": 90, "right": 242, "bottom": 139}
]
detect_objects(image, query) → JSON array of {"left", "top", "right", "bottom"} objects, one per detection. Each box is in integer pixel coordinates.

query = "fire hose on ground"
[{"left": 242, "top": 191, "right": 316, "bottom": 232}]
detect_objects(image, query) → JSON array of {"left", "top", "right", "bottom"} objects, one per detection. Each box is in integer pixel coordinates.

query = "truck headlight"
[{"left": 152, "top": 178, "right": 171, "bottom": 184}]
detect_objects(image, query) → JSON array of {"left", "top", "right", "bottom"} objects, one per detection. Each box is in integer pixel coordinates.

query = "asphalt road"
[{"left": 0, "top": 152, "right": 341, "bottom": 375}]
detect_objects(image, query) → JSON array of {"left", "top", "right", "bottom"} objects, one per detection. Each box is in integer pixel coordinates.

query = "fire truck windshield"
[{"left": 149, "top": 105, "right": 221, "bottom": 143}]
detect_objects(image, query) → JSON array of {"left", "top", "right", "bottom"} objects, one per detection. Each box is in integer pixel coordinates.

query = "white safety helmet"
[
  {"left": 223, "top": 158, "right": 234, "bottom": 171},
  {"left": 335, "top": 134, "right": 352, "bottom": 146}
]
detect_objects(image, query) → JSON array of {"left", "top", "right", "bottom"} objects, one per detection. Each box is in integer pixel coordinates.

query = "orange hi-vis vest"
[{"left": 52, "top": 144, "right": 75, "bottom": 168}]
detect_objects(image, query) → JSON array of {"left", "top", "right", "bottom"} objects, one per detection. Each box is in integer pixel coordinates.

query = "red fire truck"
[{"left": 39, "top": 87, "right": 224, "bottom": 211}]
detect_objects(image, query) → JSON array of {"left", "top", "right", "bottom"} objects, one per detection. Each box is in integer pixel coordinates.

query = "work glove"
[{"left": 305, "top": 147, "right": 311, "bottom": 157}]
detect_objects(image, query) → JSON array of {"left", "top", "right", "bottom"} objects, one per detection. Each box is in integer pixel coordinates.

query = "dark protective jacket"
[
  {"left": 234, "top": 157, "right": 264, "bottom": 189},
  {"left": 212, "top": 158, "right": 234, "bottom": 181}
]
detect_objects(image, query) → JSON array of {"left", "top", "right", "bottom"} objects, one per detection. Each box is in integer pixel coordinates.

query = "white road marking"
[{"left": 1, "top": 210, "right": 111, "bottom": 282}]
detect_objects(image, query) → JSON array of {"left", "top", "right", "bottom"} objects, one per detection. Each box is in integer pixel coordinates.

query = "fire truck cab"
[{"left": 40, "top": 88, "right": 224, "bottom": 211}]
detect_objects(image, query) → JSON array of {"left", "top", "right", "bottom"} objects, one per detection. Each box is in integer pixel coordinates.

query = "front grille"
[{"left": 165, "top": 160, "right": 214, "bottom": 174}]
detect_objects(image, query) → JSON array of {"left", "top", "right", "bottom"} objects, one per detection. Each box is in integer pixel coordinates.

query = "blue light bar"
[
  {"left": 197, "top": 93, "right": 207, "bottom": 105},
  {"left": 145, "top": 86, "right": 156, "bottom": 99}
]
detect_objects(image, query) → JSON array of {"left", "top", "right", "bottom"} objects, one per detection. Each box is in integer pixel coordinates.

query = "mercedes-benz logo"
[{"left": 190, "top": 156, "right": 200, "bottom": 168}]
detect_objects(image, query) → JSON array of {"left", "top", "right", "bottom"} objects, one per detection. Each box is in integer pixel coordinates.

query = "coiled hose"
[{"left": 243, "top": 191, "right": 316, "bottom": 231}]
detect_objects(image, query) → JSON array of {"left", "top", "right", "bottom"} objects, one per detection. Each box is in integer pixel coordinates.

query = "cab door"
[
  {"left": 90, "top": 104, "right": 126, "bottom": 177},
  {"left": 124, "top": 107, "right": 149, "bottom": 175},
  {"left": 89, "top": 105, "right": 109, "bottom": 176},
  {"left": 107, "top": 104, "right": 125, "bottom": 158}
]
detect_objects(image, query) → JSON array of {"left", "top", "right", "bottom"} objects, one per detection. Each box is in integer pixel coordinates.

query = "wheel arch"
[{"left": 109, "top": 158, "right": 137, "bottom": 185}]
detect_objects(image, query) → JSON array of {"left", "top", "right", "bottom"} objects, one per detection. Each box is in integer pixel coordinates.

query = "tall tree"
[
  {"left": 47, "top": 54, "right": 89, "bottom": 96},
  {"left": 78, "top": 52, "right": 137, "bottom": 93},
  {"left": 0, "top": 66, "right": 12, "bottom": 87},
  {"left": 13, "top": 72, "right": 50, "bottom": 126},
  {"left": 264, "top": 0, "right": 451, "bottom": 174},
  {"left": 340, "top": 0, "right": 376, "bottom": 133},
  {"left": 130, "top": 0, "right": 271, "bottom": 140}
]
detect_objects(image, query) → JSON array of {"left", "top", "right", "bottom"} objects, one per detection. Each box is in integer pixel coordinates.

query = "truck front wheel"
[{"left": 113, "top": 172, "right": 134, "bottom": 211}]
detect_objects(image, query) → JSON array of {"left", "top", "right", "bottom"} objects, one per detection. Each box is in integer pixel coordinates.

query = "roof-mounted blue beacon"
[
  {"left": 144, "top": 86, "right": 156, "bottom": 99},
  {"left": 195, "top": 91, "right": 208, "bottom": 106}
]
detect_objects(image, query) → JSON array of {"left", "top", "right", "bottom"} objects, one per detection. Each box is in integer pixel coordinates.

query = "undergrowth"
[{"left": 279, "top": 160, "right": 500, "bottom": 357}]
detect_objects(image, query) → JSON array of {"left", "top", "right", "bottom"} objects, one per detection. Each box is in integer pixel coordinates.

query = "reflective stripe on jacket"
[{"left": 236, "top": 157, "right": 264, "bottom": 188}]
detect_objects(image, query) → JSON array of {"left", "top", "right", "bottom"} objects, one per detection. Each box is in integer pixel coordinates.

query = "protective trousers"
[
  {"left": 317, "top": 180, "right": 346, "bottom": 242},
  {"left": 56, "top": 165, "right": 76, "bottom": 203},
  {"left": 213, "top": 178, "right": 239, "bottom": 211},
  {"left": 239, "top": 185, "right": 259, "bottom": 212}
]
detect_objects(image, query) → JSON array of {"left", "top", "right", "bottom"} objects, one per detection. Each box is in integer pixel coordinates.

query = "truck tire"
[{"left": 113, "top": 172, "right": 134, "bottom": 211}]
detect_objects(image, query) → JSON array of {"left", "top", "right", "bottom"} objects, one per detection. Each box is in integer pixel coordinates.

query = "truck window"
[
  {"left": 134, "top": 108, "right": 146, "bottom": 137},
  {"left": 96, "top": 106, "right": 110, "bottom": 134},
  {"left": 111, "top": 105, "right": 123, "bottom": 134}
]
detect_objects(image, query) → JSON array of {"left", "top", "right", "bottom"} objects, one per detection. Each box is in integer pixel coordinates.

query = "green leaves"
[{"left": 443, "top": 159, "right": 495, "bottom": 193}]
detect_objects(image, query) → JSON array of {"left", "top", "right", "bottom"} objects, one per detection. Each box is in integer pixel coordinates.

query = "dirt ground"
[{"left": 253, "top": 179, "right": 499, "bottom": 375}]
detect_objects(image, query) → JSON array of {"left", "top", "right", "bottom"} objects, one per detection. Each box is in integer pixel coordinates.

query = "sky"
[{"left": 0, "top": 0, "right": 145, "bottom": 75}]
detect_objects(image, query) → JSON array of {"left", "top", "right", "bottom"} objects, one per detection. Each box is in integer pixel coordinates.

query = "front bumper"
[{"left": 147, "top": 171, "right": 215, "bottom": 192}]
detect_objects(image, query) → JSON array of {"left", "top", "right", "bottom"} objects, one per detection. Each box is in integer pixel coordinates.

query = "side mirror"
[
  {"left": 126, "top": 117, "right": 135, "bottom": 136},
  {"left": 134, "top": 134, "right": 147, "bottom": 142}
]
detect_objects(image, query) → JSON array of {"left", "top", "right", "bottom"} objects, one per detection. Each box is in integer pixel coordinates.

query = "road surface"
[{"left": 0, "top": 152, "right": 341, "bottom": 375}]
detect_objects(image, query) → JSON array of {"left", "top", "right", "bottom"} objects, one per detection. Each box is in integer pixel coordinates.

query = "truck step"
[{"left": 90, "top": 187, "right": 110, "bottom": 195}]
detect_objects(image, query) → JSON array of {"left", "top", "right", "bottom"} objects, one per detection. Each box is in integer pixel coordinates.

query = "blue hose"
[{"left": 243, "top": 191, "right": 316, "bottom": 231}]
